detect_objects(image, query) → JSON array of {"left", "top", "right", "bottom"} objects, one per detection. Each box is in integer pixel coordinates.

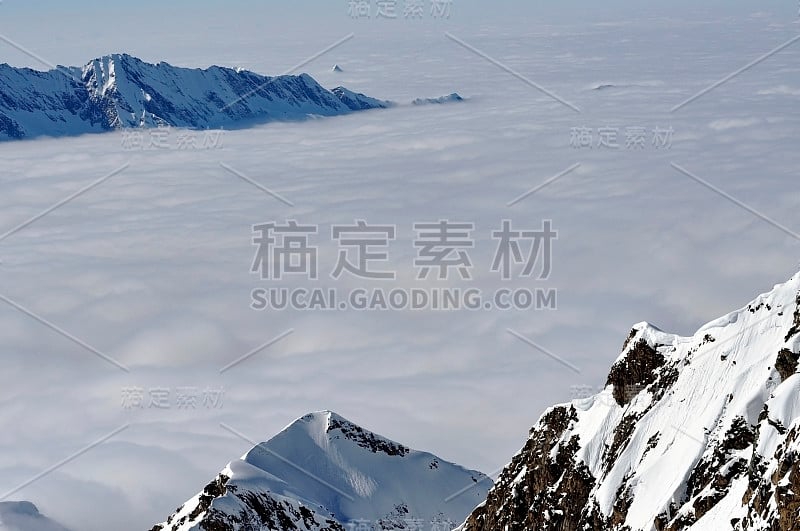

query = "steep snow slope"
[
  {"left": 0, "top": 54, "right": 388, "bottom": 139},
  {"left": 0, "top": 501, "right": 72, "bottom": 531},
  {"left": 150, "top": 411, "right": 490, "bottom": 531},
  {"left": 460, "top": 272, "right": 800, "bottom": 531}
]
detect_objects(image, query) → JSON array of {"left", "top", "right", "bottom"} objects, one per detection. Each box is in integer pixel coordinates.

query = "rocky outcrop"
[
  {"left": 459, "top": 273, "right": 800, "bottom": 531},
  {"left": 776, "top": 348, "right": 799, "bottom": 382},
  {"left": 461, "top": 406, "right": 598, "bottom": 531},
  {"left": 327, "top": 415, "right": 410, "bottom": 456},
  {"left": 606, "top": 336, "right": 666, "bottom": 406}
]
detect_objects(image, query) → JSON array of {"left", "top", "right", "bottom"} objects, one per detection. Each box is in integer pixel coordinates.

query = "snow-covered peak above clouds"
[
  {"left": 459, "top": 272, "right": 800, "bottom": 531},
  {"left": 149, "top": 411, "right": 490, "bottom": 531},
  {"left": 0, "top": 54, "right": 390, "bottom": 140},
  {"left": 0, "top": 501, "right": 71, "bottom": 531}
]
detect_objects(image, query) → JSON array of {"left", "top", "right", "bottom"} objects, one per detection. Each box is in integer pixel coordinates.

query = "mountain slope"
[
  {"left": 0, "top": 54, "right": 389, "bottom": 140},
  {"left": 150, "top": 411, "right": 490, "bottom": 531},
  {"left": 0, "top": 64, "right": 107, "bottom": 139},
  {"left": 460, "top": 272, "right": 800, "bottom": 531},
  {"left": 0, "top": 501, "right": 72, "bottom": 531}
]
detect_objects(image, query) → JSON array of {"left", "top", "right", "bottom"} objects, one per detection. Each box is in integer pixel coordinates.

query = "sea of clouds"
[{"left": 0, "top": 1, "right": 799, "bottom": 529}]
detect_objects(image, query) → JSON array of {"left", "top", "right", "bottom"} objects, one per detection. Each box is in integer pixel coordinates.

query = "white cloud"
[{"left": 0, "top": 6, "right": 799, "bottom": 531}]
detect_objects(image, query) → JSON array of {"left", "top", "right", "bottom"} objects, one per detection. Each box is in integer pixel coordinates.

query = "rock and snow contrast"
[
  {"left": 149, "top": 411, "right": 490, "bottom": 531},
  {"left": 0, "top": 501, "right": 71, "bottom": 531},
  {"left": 0, "top": 54, "right": 389, "bottom": 140},
  {"left": 459, "top": 272, "right": 800, "bottom": 531},
  {"left": 411, "top": 94, "right": 463, "bottom": 106}
]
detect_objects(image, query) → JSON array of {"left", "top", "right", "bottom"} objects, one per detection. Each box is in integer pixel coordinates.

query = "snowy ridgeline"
[
  {"left": 460, "top": 272, "right": 800, "bottom": 531},
  {"left": 149, "top": 411, "right": 490, "bottom": 531},
  {"left": 0, "top": 54, "right": 390, "bottom": 140}
]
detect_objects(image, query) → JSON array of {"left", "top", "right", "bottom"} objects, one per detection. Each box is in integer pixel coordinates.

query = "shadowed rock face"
[
  {"left": 0, "top": 54, "right": 389, "bottom": 140},
  {"left": 776, "top": 348, "right": 799, "bottom": 382},
  {"left": 459, "top": 273, "right": 800, "bottom": 531},
  {"left": 327, "top": 416, "right": 411, "bottom": 456},
  {"left": 460, "top": 405, "right": 598, "bottom": 531},
  {"left": 149, "top": 473, "right": 345, "bottom": 531},
  {"left": 606, "top": 337, "right": 666, "bottom": 406}
]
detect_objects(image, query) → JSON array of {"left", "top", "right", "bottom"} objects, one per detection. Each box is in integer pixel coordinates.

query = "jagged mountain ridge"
[
  {"left": 0, "top": 54, "right": 388, "bottom": 140},
  {"left": 460, "top": 272, "right": 800, "bottom": 531},
  {"left": 150, "top": 411, "right": 490, "bottom": 531}
]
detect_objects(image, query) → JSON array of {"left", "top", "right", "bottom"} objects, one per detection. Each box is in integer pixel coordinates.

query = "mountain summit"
[
  {"left": 0, "top": 54, "right": 388, "bottom": 140},
  {"left": 459, "top": 272, "right": 800, "bottom": 531},
  {"left": 150, "top": 411, "right": 490, "bottom": 531}
]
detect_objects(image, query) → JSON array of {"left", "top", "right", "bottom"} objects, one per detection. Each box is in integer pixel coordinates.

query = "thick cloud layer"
[{"left": 0, "top": 3, "right": 798, "bottom": 530}]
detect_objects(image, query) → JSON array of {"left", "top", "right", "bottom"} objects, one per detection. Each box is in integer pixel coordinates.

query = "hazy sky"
[{"left": 0, "top": 1, "right": 796, "bottom": 69}]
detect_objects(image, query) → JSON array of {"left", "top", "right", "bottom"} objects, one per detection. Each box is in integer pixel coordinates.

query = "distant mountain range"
[
  {"left": 0, "top": 54, "right": 390, "bottom": 140},
  {"left": 149, "top": 411, "right": 490, "bottom": 531}
]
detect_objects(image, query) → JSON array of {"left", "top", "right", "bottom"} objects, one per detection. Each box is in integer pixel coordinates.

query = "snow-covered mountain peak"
[
  {"left": 150, "top": 411, "right": 490, "bottom": 531},
  {"left": 241, "top": 410, "right": 411, "bottom": 461},
  {"left": 460, "top": 271, "right": 800, "bottom": 531},
  {"left": 237, "top": 411, "right": 413, "bottom": 470},
  {"left": 0, "top": 54, "right": 390, "bottom": 140},
  {"left": 82, "top": 53, "right": 132, "bottom": 93}
]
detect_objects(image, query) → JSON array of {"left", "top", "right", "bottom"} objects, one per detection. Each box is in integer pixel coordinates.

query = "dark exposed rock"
[
  {"left": 739, "top": 425, "right": 800, "bottom": 530},
  {"left": 610, "top": 481, "right": 635, "bottom": 528},
  {"left": 188, "top": 474, "right": 230, "bottom": 523},
  {"left": 783, "top": 291, "right": 800, "bottom": 342},
  {"left": 197, "top": 490, "right": 345, "bottom": 531},
  {"left": 327, "top": 416, "right": 410, "bottom": 456},
  {"left": 776, "top": 348, "right": 799, "bottom": 381},
  {"left": 460, "top": 406, "right": 602, "bottom": 531},
  {"left": 606, "top": 338, "right": 666, "bottom": 406},
  {"left": 641, "top": 432, "right": 661, "bottom": 461},
  {"left": 604, "top": 413, "right": 642, "bottom": 473}
]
